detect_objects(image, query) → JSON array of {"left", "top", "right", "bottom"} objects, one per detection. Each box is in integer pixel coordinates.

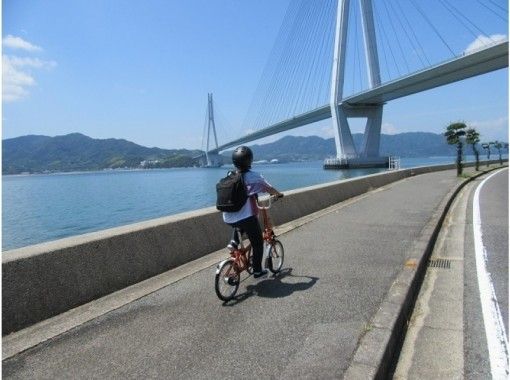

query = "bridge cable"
[
  {"left": 441, "top": 0, "right": 494, "bottom": 43},
  {"left": 292, "top": 1, "right": 322, "bottom": 116},
  {"left": 315, "top": 0, "right": 336, "bottom": 107},
  {"left": 392, "top": 0, "right": 431, "bottom": 67},
  {"left": 314, "top": 0, "right": 335, "bottom": 107},
  {"left": 476, "top": 0, "right": 508, "bottom": 22},
  {"left": 302, "top": 0, "right": 334, "bottom": 110},
  {"left": 271, "top": 0, "right": 313, "bottom": 126},
  {"left": 373, "top": 1, "right": 402, "bottom": 78},
  {"left": 299, "top": 0, "right": 323, "bottom": 109},
  {"left": 295, "top": 0, "right": 327, "bottom": 114},
  {"left": 437, "top": 0, "right": 481, "bottom": 40},
  {"left": 214, "top": 101, "right": 237, "bottom": 144},
  {"left": 387, "top": 0, "right": 427, "bottom": 68},
  {"left": 409, "top": 0, "right": 457, "bottom": 57},
  {"left": 267, "top": 0, "right": 312, "bottom": 127},
  {"left": 486, "top": 0, "right": 508, "bottom": 13},
  {"left": 373, "top": 2, "right": 394, "bottom": 82},
  {"left": 279, "top": 0, "right": 328, "bottom": 123},
  {"left": 311, "top": 0, "right": 334, "bottom": 102},
  {"left": 241, "top": 0, "right": 300, "bottom": 134},
  {"left": 252, "top": 1, "right": 302, "bottom": 131},
  {"left": 382, "top": 0, "right": 411, "bottom": 73}
]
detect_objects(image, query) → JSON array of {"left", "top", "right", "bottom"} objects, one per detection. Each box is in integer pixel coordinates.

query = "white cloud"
[
  {"left": 3, "top": 35, "right": 42, "bottom": 52},
  {"left": 2, "top": 56, "right": 35, "bottom": 101},
  {"left": 382, "top": 122, "right": 398, "bottom": 134},
  {"left": 464, "top": 34, "right": 507, "bottom": 54},
  {"left": 469, "top": 116, "right": 509, "bottom": 142},
  {"left": 5, "top": 56, "right": 56, "bottom": 69},
  {"left": 318, "top": 126, "right": 335, "bottom": 138},
  {"left": 2, "top": 55, "right": 57, "bottom": 102}
]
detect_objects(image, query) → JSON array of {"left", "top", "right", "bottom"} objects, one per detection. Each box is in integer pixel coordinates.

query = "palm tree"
[
  {"left": 481, "top": 142, "right": 494, "bottom": 167},
  {"left": 494, "top": 141, "right": 503, "bottom": 165},
  {"left": 465, "top": 128, "right": 480, "bottom": 171},
  {"left": 444, "top": 122, "right": 467, "bottom": 176}
]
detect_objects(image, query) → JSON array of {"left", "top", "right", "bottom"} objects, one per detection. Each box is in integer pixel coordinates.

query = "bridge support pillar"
[
  {"left": 326, "top": 0, "right": 387, "bottom": 169},
  {"left": 330, "top": 0, "right": 357, "bottom": 160},
  {"left": 360, "top": 105, "right": 383, "bottom": 158},
  {"left": 202, "top": 93, "right": 223, "bottom": 167}
]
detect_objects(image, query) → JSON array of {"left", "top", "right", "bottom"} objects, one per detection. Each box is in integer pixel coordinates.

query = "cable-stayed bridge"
[{"left": 200, "top": 0, "right": 508, "bottom": 168}]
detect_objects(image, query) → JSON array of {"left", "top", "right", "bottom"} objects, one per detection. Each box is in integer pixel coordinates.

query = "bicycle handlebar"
[{"left": 256, "top": 193, "right": 283, "bottom": 209}]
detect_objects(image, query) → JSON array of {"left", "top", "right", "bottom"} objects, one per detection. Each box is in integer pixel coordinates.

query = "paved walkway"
[{"left": 3, "top": 168, "right": 474, "bottom": 379}]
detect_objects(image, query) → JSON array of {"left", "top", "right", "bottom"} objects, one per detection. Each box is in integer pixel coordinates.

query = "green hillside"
[
  {"left": 244, "top": 132, "right": 460, "bottom": 162},
  {"left": 3, "top": 131, "right": 500, "bottom": 175},
  {"left": 2, "top": 133, "right": 201, "bottom": 174}
]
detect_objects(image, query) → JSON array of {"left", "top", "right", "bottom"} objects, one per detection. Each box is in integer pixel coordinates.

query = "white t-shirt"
[{"left": 222, "top": 170, "right": 273, "bottom": 224}]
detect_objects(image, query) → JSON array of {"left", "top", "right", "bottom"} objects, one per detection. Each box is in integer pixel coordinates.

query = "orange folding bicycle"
[{"left": 215, "top": 195, "right": 284, "bottom": 301}]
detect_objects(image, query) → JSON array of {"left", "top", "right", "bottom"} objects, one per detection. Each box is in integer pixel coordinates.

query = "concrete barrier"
[{"left": 1, "top": 160, "right": 502, "bottom": 335}]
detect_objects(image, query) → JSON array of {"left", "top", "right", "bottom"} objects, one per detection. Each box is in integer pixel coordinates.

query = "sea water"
[{"left": 0, "top": 156, "right": 497, "bottom": 250}]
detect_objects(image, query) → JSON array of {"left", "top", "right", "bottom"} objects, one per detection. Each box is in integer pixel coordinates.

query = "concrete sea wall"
[{"left": 1, "top": 161, "right": 494, "bottom": 335}]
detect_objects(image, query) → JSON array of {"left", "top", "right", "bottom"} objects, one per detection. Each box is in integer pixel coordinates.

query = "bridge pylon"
[
  {"left": 327, "top": 0, "right": 388, "bottom": 169},
  {"left": 201, "top": 93, "right": 223, "bottom": 168}
]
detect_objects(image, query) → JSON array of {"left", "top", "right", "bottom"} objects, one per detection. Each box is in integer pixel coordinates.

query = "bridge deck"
[{"left": 3, "top": 169, "right": 468, "bottom": 378}]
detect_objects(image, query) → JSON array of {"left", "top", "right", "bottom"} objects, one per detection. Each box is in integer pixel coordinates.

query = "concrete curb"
[{"left": 343, "top": 165, "right": 508, "bottom": 379}]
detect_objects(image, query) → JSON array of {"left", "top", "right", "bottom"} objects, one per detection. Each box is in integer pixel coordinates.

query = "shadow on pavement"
[{"left": 222, "top": 268, "right": 319, "bottom": 306}]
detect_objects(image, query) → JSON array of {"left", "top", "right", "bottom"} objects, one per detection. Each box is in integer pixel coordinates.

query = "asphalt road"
[
  {"left": 465, "top": 168, "right": 508, "bottom": 379},
  {"left": 394, "top": 167, "right": 508, "bottom": 379},
  {"left": 3, "top": 170, "right": 465, "bottom": 379},
  {"left": 478, "top": 168, "right": 508, "bottom": 335}
]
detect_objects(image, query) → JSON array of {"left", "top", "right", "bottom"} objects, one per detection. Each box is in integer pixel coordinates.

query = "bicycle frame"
[
  {"left": 216, "top": 229, "right": 251, "bottom": 276},
  {"left": 257, "top": 196, "right": 279, "bottom": 270},
  {"left": 216, "top": 195, "right": 280, "bottom": 276}
]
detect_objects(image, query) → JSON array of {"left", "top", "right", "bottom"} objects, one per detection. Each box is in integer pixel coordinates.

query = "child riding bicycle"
[{"left": 222, "top": 146, "right": 283, "bottom": 278}]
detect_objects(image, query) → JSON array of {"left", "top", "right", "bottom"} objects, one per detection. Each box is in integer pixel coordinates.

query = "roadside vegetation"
[
  {"left": 444, "top": 122, "right": 467, "bottom": 176},
  {"left": 465, "top": 128, "right": 480, "bottom": 171}
]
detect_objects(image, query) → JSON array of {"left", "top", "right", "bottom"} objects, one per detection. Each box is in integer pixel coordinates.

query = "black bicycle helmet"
[{"left": 232, "top": 146, "right": 253, "bottom": 171}]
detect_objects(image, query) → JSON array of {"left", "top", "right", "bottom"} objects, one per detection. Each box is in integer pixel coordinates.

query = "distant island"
[
  {"left": 2, "top": 133, "right": 202, "bottom": 175},
  {"left": 1, "top": 131, "right": 496, "bottom": 175}
]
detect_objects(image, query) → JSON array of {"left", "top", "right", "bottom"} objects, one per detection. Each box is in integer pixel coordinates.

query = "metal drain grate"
[{"left": 428, "top": 258, "right": 451, "bottom": 269}]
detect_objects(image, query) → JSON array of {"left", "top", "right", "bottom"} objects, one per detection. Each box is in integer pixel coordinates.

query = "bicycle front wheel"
[
  {"left": 268, "top": 240, "right": 284, "bottom": 273},
  {"left": 215, "top": 260, "right": 239, "bottom": 302}
]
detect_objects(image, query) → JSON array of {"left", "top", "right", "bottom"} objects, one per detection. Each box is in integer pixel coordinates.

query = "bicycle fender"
[{"left": 216, "top": 259, "right": 232, "bottom": 274}]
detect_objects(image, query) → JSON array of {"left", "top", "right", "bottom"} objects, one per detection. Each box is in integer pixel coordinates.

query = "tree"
[
  {"left": 494, "top": 141, "right": 504, "bottom": 165},
  {"left": 465, "top": 128, "right": 480, "bottom": 171},
  {"left": 481, "top": 142, "right": 494, "bottom": 167},
  {"left": 444, "top": 122, "right": 466, "bottom": 176}
]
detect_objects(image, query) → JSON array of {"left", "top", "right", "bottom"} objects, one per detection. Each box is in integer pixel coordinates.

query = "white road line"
[{"left": 473, "top": 169, "right": 509, "bottom": 379}]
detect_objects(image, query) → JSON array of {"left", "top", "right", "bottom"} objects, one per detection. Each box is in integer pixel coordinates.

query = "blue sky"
[{"left": 2, "top": 0, "right": 508, "bottom": 150}]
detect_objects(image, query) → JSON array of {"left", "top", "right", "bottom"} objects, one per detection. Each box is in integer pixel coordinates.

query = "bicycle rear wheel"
[
  {"left": 268, "top": 240, "right": 284, "bottom": 273},
  {"left": 246, "top": 247, "right": 254, "bottom": 275},
  {"left": 215, "top": 259, "right": 239, "bottom": 301}
]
